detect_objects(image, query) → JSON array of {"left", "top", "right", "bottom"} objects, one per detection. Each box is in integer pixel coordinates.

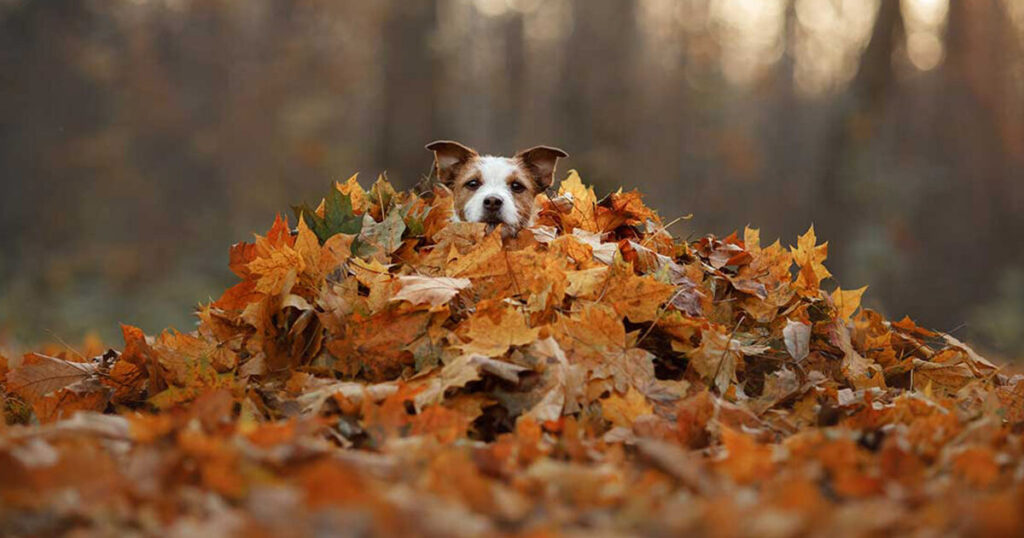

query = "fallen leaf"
[
  {"left": 390, "top": 275, "right": 471, "bottom": 308},
  {"left": 601, "top": 387, "right": 654, "bottom": 429},
  {"left": 783, "top": 320, "right": 811, "bottom": 361},
  {"left": 457, "top": 302, "right": 539, "bottom": 357}
]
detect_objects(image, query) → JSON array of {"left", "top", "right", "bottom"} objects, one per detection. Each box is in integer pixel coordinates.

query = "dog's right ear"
[{"left": 426, "top": 140, "right": 478, "bottom": 186}]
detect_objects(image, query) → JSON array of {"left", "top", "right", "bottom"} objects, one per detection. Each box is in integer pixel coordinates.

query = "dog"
[{"left": 426, "top": 140, "right": 567, "bottom": 237}]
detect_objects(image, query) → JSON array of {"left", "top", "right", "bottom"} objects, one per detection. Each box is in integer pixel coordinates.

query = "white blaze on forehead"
[{"left": 462, "top": 155, "right": 520, "bottom": 226}]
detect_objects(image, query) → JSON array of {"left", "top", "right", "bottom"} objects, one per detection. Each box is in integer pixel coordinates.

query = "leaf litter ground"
[{"left": 3, "top": 172, "right": 1024, "bottom": 537}]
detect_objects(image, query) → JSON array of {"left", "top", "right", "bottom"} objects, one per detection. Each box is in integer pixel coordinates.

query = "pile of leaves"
[{"left": 3, "top": 173, "right": 1024, "bottom": 537}]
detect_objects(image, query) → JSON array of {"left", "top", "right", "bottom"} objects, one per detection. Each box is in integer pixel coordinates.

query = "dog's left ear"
[{"left": 516, "top": 145, "right": 568, "bottom": 192}]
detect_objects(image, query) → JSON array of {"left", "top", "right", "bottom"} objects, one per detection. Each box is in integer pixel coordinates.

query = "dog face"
[{"left": 427, "top": 140, "right": 567, "bottom": 235}]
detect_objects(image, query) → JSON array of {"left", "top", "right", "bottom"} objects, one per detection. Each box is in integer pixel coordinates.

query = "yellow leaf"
[
  {"left": 829, "top": 322, "right": 885, "bottom": 390},
  {"left": 336, "top": 173, "right": 367, "bottom": 214},
  {"left": 319, "top": 233, "right": 354, "bottom": 275},
  {"left": 582, "top": 259, "right": 674, "bottom": 323},
  {"left": 743, "top": 226, "right": 761, "bottom": 252},
  {"left": 247, "top": 248, "right": 303, "bottom": 295},
  {"left": 457, "top": 302, "right": 539, "bottom": 357},
  {"left": 831, "top": 285, "right": 868, "bottom": 321},
  {"left": 565, "top": 267, "right": 609, "bottom": 297},
  {"left": 601, "top": 387, "right": 653, "bottom": 428},
  {"left": 689, "top": 327, "right": 741, "bottom": 393},
  {"left": 557, "top": 170, "right": 598, "bottom": 232},
  {"left": 790, "top": 225, "right": 831, "bottom": 297},
  {"left": 294, "top": 216, "right": 322, "bottom": 271}
]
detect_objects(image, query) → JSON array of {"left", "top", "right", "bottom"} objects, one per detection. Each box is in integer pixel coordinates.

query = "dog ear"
[
  {"left": 426, "top": 140, "right": 478, "bottom": 186},
  {"left": 515, "top": 145, "right": 568, "bottom": 192}
]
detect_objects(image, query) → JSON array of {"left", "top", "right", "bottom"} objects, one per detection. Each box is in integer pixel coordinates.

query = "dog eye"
[
  {"left": 465, "top": 179, "right": 481, "bottom": 189},
  {"left": 510, "top": 181, "right": 526, "bottom": 193}
]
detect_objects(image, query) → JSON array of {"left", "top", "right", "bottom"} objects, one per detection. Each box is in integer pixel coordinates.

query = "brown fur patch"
[
  {"left": 508, "top": 171, "right": 539, "bottom": 230},
  {"left": 449, "top": 163, "right": 482, "bottom": 221}
]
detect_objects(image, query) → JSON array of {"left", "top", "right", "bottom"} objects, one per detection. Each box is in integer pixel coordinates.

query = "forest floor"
[{"left": 3, "top": 174, "right": 1023, "bottom": 537}]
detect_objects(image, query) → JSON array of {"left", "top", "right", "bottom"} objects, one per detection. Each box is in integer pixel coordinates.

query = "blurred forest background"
[{"left": 1, "top": 0, "right": 1023, "bottom": 359}]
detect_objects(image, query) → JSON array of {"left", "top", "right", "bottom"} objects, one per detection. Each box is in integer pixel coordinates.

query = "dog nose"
[{"left": 483, "top": 196, "right": 503, "bottom": 211}]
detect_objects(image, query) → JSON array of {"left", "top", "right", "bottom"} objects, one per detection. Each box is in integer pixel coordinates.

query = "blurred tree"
[
  {"left": 380, "top": 0, "right": 439, "bottom": 185},
  {"left": 1, "top": 0, "right": 1023, "bottom": 358},
  {"left": 562, "top": 0, "right": 637, "bottom": 186}
]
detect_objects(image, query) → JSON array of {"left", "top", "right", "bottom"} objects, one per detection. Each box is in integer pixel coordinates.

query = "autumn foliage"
[{"left": 3, "top": 173, "right": 1024, "bottom": 536}]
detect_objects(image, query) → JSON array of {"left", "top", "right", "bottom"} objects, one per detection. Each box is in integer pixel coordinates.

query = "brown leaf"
[
  {"left": 327, "top": 307, "right": 437, "bottom": 380},
  {"left": 6, "top": 353, "right": 97, "bottom": 401}
]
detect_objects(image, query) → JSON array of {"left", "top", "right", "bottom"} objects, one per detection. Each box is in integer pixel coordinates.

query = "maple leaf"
[
  {"left": 29, "top": 389, "right": 110, "bottom": 423},
  {"left": 891, "top": 315, "right": 938, "bottom": 339},
  {"left": 362, "top": 205, "right": 407, "bottom": 258},
  {"left": 293, "top": 216, "right": 323, "bottom": 273},
  {"left": 147, "top": 359, "right": 235, "bottom": 410},
  {"left": 689, "top": 327, "right": 768, "bottom": 393},
  {"left": 119, "top": 324, "right": 167, "bottom": 394},
  {"left": 601, "top": 387, "right": 654, "bottom": 428},
  {"left": 336, "top": 173, "right": 368, "bottom": 214},
  {"left": 552, "top": 170, "right": 598, "bottom": 232},
  {"left": 348, "top": 256, "right": 396, "bottom": 313},
  {"left": 578, "top": 258, "right": 674, "bottom": 323},
  {"left": 293, "top": 186, "right": 363, "bottom": 244},
  {"left": 367, "top": 174, "right": 399, "bottom": 220},
  {"left": 572, "top": 229, "right": 618, "bottom": 264},
  {"left": 547, "top": 233, "right": 595, "bottom": 265},
  {"left": 552, "top": 304, "right": 654, "bottom": 395},
  {"left": 421, "top": 186, "right": 456, "bottom": 239},
  {"left": 565, "top": 266, "right": 609, "bottom": 297},
  {"left": 595, "top": 189, "right": 659, "bottom": 232},
  {"left": 751, "top": 368, "right": 799, "bottom": 414},
  {"left": 790, "top": 225, "right": 831, "bottom": 297},
  {"left": 288, "top": 373, "right": 398, "bottom": 415},
  {"left": 446, "top": 232, "right": 569, "bottom": 315},
  {"left": 326, "top": 308, "right": 438, "bottom": 380},
  {"left": 739, "top": 226, "right": 793, "bottom": 284},
  {"left": 457, "top": 301, "right": 539, "bottom": 357},
  {"left": 828, "top": 321, "right": 885, "bottom": 390},
  {"left": 831, "top": 285, "right": 868, "bottom": 321},
  {"left": 912, "top": 355, "right": 975, "bottom": 395},
  {"left": 522, "top": 338, "right": 585, "bottom": 422},
  {"left": 247, "top": 247, "right": 303, "bottom": 295},
  {"left": 390, "top": 275, "right": 471, "bottom": 308}
]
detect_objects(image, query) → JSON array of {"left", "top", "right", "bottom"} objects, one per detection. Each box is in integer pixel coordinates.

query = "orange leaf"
[
  {"left": 601, "top": 387, "right": 653, "bottom": 428},
  {"left": 457, "top": 301, "right": 539, "bottom": 357}
]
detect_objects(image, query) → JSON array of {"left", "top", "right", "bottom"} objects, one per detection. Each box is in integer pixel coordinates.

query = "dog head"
[{"left": 427, "top": 140, "right": 567, "bottom": 236}]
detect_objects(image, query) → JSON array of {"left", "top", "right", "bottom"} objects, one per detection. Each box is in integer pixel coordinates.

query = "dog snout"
[{"left": 483, "top": 196, "right": 503, "bottom": 212}]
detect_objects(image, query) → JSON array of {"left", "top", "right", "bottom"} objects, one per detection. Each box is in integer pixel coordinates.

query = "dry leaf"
[{"left": 390, "top": 275, "right": 471, "bottom": 308}]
